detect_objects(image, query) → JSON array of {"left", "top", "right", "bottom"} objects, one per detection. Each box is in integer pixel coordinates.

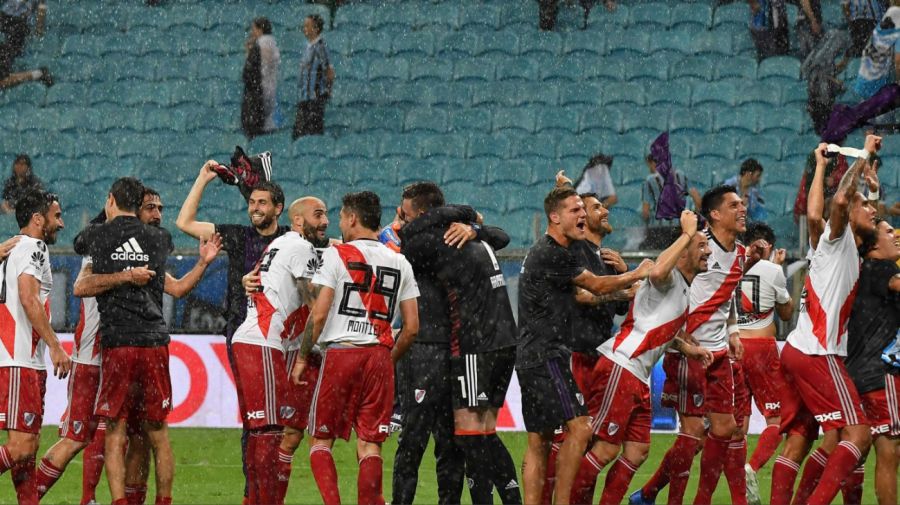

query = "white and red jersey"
[
  {"left": 787, "top": 222, "right": 860, "bottom": 356},
  {"left": 686, "top": 230, "right": 745, "bottom": 351},
  {"left": 601, "top": 269, "right": 690, "bottom": 384},
  {"left": 72, "top": 257, "right": 101, "bottom": 366},
  {"left": 314, "top": 239, "right": 418, "bottom": 348},
  {"left": 232, "top": 232, "right": 320, "bottom": 352},
  {"left": 0, "top": 236, "right": 53, "bottom": 370},
  {"left": 737, "top": 259, "right": 791, "bottom": 331}
]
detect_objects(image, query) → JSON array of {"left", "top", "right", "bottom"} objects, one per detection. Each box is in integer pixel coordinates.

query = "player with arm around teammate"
[
  {"left": 0, "top": 189, "right": 70, "bottom": 504},
  {"left": 291, "top": 191, "right": 420, "bottom": 505},
  {"left": 569, "top": 210, "right": 713, "bottom": 505}
]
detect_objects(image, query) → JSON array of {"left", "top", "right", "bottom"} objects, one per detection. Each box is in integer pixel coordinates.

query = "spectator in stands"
[
  {"left": 641, "top": 153, "right": 701, "bottom": 226},
  {"left": 241, "top": 17, "right": 280, "bottom": 139},
  {"left": 540, "top": 0, "right": 616, "bottom": 31},
  {"left": 725, "top": 158, "right": 767, "bottom": 222},
  {"left": 748, "top": 0, "right": 790, "bottom": 61},
  {"left": 0, "top": 0, "right": 45, "bottom": 75},
  {"left": 844, "top": 0, "right": 888, "bottom": 55},
  {"left": 1, "top": 154, "right": 44, "bottom": 214},
  {"left": 848, "top": 7, "right": 900, "bottom": 100},
  {"left": 292, "top": 14, "right": 333, "bottom": 139},
  {"left": 574, "top": 153, "right": 617, "bottom": 207},
  {"left": 796, "top": 0, "right": 824, "bottom": 59}
]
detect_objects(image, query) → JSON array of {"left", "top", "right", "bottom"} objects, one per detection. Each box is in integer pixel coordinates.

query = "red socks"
[
  {"left": 0, "top": 446, "right": 14, "bottom": 474},
  {"left": 599, "top": 457, "right": 639, "bottom": 505},
  {"left": 571, "top": 451, "right": 606, "bottom": 505},
  {"left": 358, "top": 454, "right": 384, "bottom": 505},
  {"left": 35, "top": 458, "right": 63, "bottom": 498},
  {"left": 807, "top": 441, "right": 863, "bottom": 505},
  {"left": 83, "top": 424, "right": 106, "bottom": 504},
  {"left": 154, "top": 497, "right": 172, "bottom": 505},
  {"left": 310, "top": 444, "right": 341, "bottom": 505},
  {"left": 541, "top": 441, "right": 561, "bottom": 505},
  {"left": 770, "top": 456, "right": 801, "bottom": 505},
  {"left": 840, "top": 465, "right": 865, "bottom": 505},
  {"left": 748, "top": 424, "right": 782, "bottom": 471},
  {"left": 277, "top": 447, "right": 294, "bottom": 504},
  {"left": 112, "top": 499, "right": 129, "bottom": 505},
  {"left": 125, "top": 485, "right": 148, "bottom": 505},
  {"left": 693, "top": 433, "right": 731, "bottom": 505},
  {"left": 792, "top": 447, "right": 828, "bottom": 505},
  {"left": 13, "top": 456, "right": 38, "bottom": 505},
  {"left": 724, "top": 439, "right": 748, "bottom": 505},
  {"left": 642, "top": 432, "right": 700, "bottom": 504}
]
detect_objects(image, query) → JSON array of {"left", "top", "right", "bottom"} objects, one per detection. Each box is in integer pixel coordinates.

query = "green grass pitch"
[{"left": 2, "top": 427, "right": 878, "bottom": 504}]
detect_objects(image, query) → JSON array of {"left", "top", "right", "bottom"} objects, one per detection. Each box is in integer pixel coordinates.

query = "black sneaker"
[
  {"left": 210, "top": 163, "right": 240, "bottom": 186},
  {"left": 229, "top": 146, "right": 273, "bottom": 189},
  {"left": 39, "top": 67, "right": 54, "bottom": 87}
]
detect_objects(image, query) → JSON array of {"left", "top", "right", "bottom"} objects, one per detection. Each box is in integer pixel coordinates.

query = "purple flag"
[
  {"left": 652, "top": 132, "right": 685, "bottom": 220},
  {"left": 821, "top": 83, "right": 900, "bottom": 143}
]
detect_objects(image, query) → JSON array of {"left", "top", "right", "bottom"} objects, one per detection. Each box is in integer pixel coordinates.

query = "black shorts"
[
  {"left": 518, "top": 357, "right": 588, "bottom": 433},
  {"left": 450, "top": 348, "right": 515, "bottom": 410}
]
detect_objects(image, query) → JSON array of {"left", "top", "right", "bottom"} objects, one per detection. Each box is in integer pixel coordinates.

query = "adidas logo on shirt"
[
  {"left": 711, "top": 262, "right": 721, "bottom": 270},
  {"left": 477, "top": 392, "right": 489, "bottom": 401},
  {"left": 111, "top": 238, "right": 150, "bottom": 262}
]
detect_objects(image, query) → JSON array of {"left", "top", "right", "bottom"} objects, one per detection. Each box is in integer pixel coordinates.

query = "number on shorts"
[
  {"left": 457, "top": 375, "right": 466, "bottom": 399},
  {"left": 338, "top": 262, "right": 401, "bottom": 321}
]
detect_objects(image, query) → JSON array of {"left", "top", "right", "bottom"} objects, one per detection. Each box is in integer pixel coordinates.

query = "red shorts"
[
  {"left": 740, "top": 337, "right": 787, "bottom": 418},
  {"left": 283, "top": 350, "right": 321, "bottom": 431},
  {"left": 308, "top": 346, "right": 393, "bottom": 443},
  {"left": 587, "top": 356, "right": 652, "bottom": 445},
  {"left": 0, "top": 367, "right": 46, "bottom": 434},
  {"left": 95, "top": 346, "right": 172, "bottom": 423},
  {"left": 571, "top": 352, "right": 600, "bottom": 399},
  {"left": 732, "top": 360, "right": 750, "bottom": 427},
  {"left": 661, "top": 349, "right": 733, "bottom": 416},
  {"left": 860, "top": 374, "right": 900, "bottom": 438},
  {"left": 232, "top": 343, "right": 290, "bottom": 430},
  {"left": 779, "top": 343, "right": 868, "bottom": 438},
  {"left": 59, "top": 362, "right": 101, "bottom": 442}
]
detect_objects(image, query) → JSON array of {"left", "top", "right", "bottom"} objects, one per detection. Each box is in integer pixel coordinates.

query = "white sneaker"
[{"left": 745, "top": 463, "right": 761, "bottom": 505}]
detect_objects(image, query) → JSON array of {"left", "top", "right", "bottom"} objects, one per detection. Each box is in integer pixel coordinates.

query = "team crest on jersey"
[
  {"left": 575, "top": 393, "right": 584, "bottom": 406},
  {"left": 415, "top": 389, "right": 426, "bottom": 404},
  {"left": 607, "top": 422, "right": 619, "bottom": 436},
  {"left": 280, "top": 406, "right": 296, "bottom": 419},
  {"left": 73, "top": 421, "right": 83, "bottom": 434},
  {"left": 23, "top": 412, "right": 35, "bottom": 427},
  {"left": 693, "top": 394, "right": 704, "bottom": 407}
]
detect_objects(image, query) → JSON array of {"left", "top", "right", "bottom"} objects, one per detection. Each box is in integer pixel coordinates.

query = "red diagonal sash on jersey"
[
  {"left": 804, "top": 276, "right": 829, "bottom": 350},
  {"left": 73, "top": 301, "right": 85, "bottom": 354},
  {"left": 335, "top": 244, "right": 394, "bottom": 346},
  {"left": 612, "top": 303, "right": 637, "bottom": 351},
  {"left": 686, "top": 253, "right": 743, "bottom": 334},
  {"left": 836, "top": 280, "right": 858, "bottom": 346},
  {"left": 628, "top": 312, "right": 688, "bottom": 359},
  {"left": 0, "top": 304, "right": 15, "bottom": 357},
  {"left": 252, "top": 292, "right": 277, "bottom": 340},
  {"left": 740, "top": 292, "right": 754, "bottom": 313},
  {"left": 282, "top": 305, "right": 310, "bottom": 341}
]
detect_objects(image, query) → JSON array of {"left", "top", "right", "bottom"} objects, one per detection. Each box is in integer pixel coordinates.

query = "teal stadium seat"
[
  {"left": 334, "top": 4, "right": 374, "bottom": 31},
  {"left": 691, "top": 134, "right": 737, "bottom": 160},
  {"left": 757, "top": 56, "right": 801, "bottom": 85},
  {"left": 715, "top": 55, "right": 757, "bottom": 80},
  {"left": 422, "top": 83, "right": 470, "bottom": 108},
  {"left": 758, "top": 107, "right": 807, "bottom": 135},
  {"left": 510, "top": 135, "right": 557, "bottom": 161},
  {"left": 735, "top": 82, "right": 781, "bottom": 106},
  {"left": 629, "top": 3, "right": 671, "bottom": 30},
  {"left": 737, "top": 135, "right": 783, "bottom": 160},
  {"left": 647, "top": 81, "right": 692, "bottom": 107},
  {"left": 671, "top": 3, "right": 712, "bottom": 30},
  {"left": 606, "top": 28, "right": 650, "bottom": 57},
  {"left": 535, "top": 107, "right": 579, "bottom": 135},
  {"left": 587, "top": 3, "right": 629, "bottom": 31},
  {"left": 478, "top": 31, "right": 520, "bottom": 57},
  {"left": 519, "top": 32, "right": 563, "bottom": 58},
  {"left": 454, "top": 60, "right": 496, "bottom": 82},
  {"left": 379, "top": 134, "right": 421, "bottom": 160},
  {"left": 351, "top": 32, "right": 393, "bottom": 58},
  {"left": 562, "top": 31, "right": 604, "bottom": 58},
  {"left": 602, "top": 83, "right": 646, "bottom": 106},
  {"left": 781, "top": 85, "right": 808, "bottom": 107},
  {"left": 405, "top": 109, "right": 448, "bottom": 134},
  {"left": 392, "top": 32, "right": 435, "bottom": 58},
  {"left": 671, "top": 57, "right": 715, "bottom": 82},
  {"left": 369, "top": 58, "right": 409, "bottom": 82},
  {"left": 371, "top": 5, "right": 416, "bottom": 32},
  {"left": 398, "top": 160, "right": 443, "bottom": 186},
  {"left": 493, "top": 108, "right": 536, "bottom": 135},
  {"left": 559, "top": 83, "right": 601, "bottom": 107},
  {"left": 539, "top": 58, "right": 585, "bottom": 83},
  {"left": 408, "top": 58, "right": 453, "bottom": 82},
  {"left": 712, "top": 2, "right": 747, "bottom": 30},
  {"left": 715, "top": 108, "right": 756, "bottom": 135},
  {"left": 625, "top": 55, "right": 669, "bottom": 83},
  {"left": 468, "top": 135, "right": 511, "bottom": 160},
  {"left": 419, "top": 134, "right": 467, "bottom": 161},
  {"left": 496, "top": 57, "right": 539, "bottom": 82},
  {"left": 580, "top": 107, "right": 623, "bottom": 135},
  {"left": 460, "top": 4, "right": 501, "bottom": 31},
  {"left": 414, "top": 3, "right": 460, "bottom": 31},
  {"left": 500, "top": 2, "right": 537, "bottom": 30},
  {"left": 437, "top": 32, "right": 481, "bottom": 58},
  {"left": 621, "top": 108, "right": 664, "bottom": 136},
  {"left": 443, "top": 160, "right": 487, "bottom": 186},
  {"left": 449, "top": 109, "right": 492, "bottom": 134},
  {"left": 692, "top": 81, "right": 737, "bottom": 107}
]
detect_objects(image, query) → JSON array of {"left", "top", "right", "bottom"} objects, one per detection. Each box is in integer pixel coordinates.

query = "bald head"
[{"left": 290, "top": 196, "right": 330, "bottom": 247}]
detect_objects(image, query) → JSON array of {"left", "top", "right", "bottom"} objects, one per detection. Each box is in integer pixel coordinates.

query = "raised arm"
[
  {"left": 807, "top": 144, "right": 829, "bottom": 249},
  {"left": 175, "top": 161, "right": 220, "bottom": 240},
  {"left": 573, "top": 259, "right": 653, "bottom": 295},
  {"left": 829, "top": 137, "right": 879, "bottom": 240},
  {"left": 19, "top": 273, "right": 70, "bottom": 378},
  {"left": 649, "top": 210, "right": 697, "bottom": 288},
  {"left": 163, "top": 233, "right": 222, "bottom": 298}
]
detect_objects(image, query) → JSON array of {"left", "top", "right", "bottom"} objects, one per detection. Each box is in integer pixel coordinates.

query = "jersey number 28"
[{"left": 338, "top": 262, "right": 400, "bottom": 321}]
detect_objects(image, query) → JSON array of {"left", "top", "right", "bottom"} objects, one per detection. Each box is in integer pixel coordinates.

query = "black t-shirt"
[
  {"left": 516, "top": 235, "right": 587, "bottom": 369},
  {"left": 569, "top": 240, "right": 628, "bottom": 355},
  {"left": 402, "top": 208, "right": 517, "bottom": 355},
  {"left": 215, "top": 224, "right": 289, "bottom": 335},
  {"left": 81, "top": 216, "right": 173, "bottom": 348},
  {"left": 846, "top": 258, "right": 900, "bottom": 394}
]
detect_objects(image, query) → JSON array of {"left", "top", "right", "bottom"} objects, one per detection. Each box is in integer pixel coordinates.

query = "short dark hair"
[
  {"left": 579, "top": 192, "right": 600, "bottom": 203},
  {"left": 109, "top": 177, "right": 145, "bottom": 213},
  {"left": 401, "top": 181, "right": 445, "bottom": 213},
  {"left": 740, "top": 158, "right": 764, "bottom": 175},
  {"left": 253, "top": 17, "right": 272, "bottom": 35},
  {"left": 544, "top": 187, "right": 579, "bottom": 218},
  {"left": 858, "top": 218, "right": 885, "bottom": 257},
  {"left": 307, "top": 14, "right": 324, "bottom": 34},
  {"left": 250, "top": 181, "right": 285, "bottom": 211},
  {"left": 142, "top": 186, "right": 160, "bottom": 200},
  {"left": 742, "top": 222, "right": 776, "bottom": 246},
  {"left": 13, "top": 154, "right": 31, "bottom": 168},
  {"left": 342, "top": 191, "right": 381, "bottom": 231},
  {"left": 15, "top": 189, "right": 58, "bottom": 229},
  {"left": 700, "top": 185, "right": 738, "bottom": 219}
]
